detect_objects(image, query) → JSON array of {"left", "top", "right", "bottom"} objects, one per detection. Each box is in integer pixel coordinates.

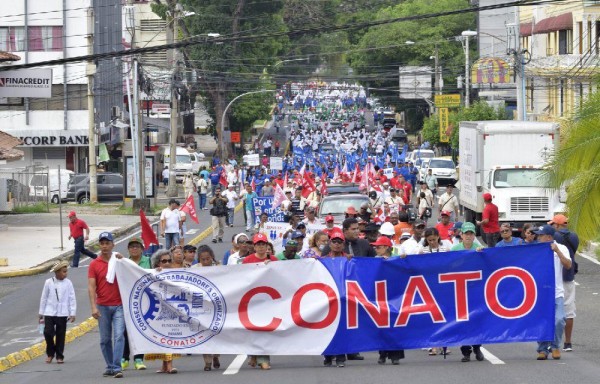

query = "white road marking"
[
  {"left": 481, "top": 347, "right": 505, "bottom": 365},
  {"left": 185, "top": 229, "right": 198, "bottom": 235},
  {"left": 223, "top": 354, "right": 247, "bottom": 375},
  {"left": 575, "top": 281, "right": 580, "bottom": 286},
  {"left": 576, "top": 251, "right": 600, "bottom": 266}
]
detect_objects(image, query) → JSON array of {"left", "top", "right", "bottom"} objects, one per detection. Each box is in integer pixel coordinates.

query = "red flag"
[
  {"left": 302, "top": 175, "right": 316, "bottom": 198},
  {"left": 139, "top": 209, "right": 159, "bottom": 249},
  {"left": 283, "top": 171, "right": 288, "bottom": 187},
  {"left": 251, "top": 176, "right": 256, "bottom": 192},
  {"left": 320, "top": 178, "right": 328, "bottom": 196},
  {"left": 219, "top": 169, "right": 228, "bottom": 188},
  {"left": 180, "top": 194, "right": 199, "bottom": 224}
]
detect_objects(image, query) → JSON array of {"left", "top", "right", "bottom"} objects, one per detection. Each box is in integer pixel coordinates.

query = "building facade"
[{"left": 520, "top": 1, "right": 600, "bottom": 120}]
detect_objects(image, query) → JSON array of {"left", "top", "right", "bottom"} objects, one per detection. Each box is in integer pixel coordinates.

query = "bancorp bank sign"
[{"left": 0, "top": 69, "right": 52, "bottom": 98}]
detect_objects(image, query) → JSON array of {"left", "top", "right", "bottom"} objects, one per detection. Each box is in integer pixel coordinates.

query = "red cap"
[
  {"left": 253, "top": 233, "right": 269, "bottom": 244},
  {"left": 440, "top": 210, "right": 451, "bottom": 217},
  {"left": 548, "top": 214, "right": 568, "bottom": 225},
  {"left": 325, "top": 215, "right": 335, "bottom": 222},
  {"left": 483, "top": 193, "right": 492, "bottom": 201},
  {"left": 371, "top": 236, "right": 393, "bottom": 247},
  {"left": 345, "top": 206, "right": 358, "bottom": 215},
  {"left": 330, "top": 229, "right": 345, "bottom": 241},
  {"left": 68, "top": 211, "right": 76, "bottom": 217}
]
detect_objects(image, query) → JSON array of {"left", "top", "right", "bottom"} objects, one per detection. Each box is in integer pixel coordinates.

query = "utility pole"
[
  {"left": 461, "top": 30, "right": 478, "bottom": 108},
  {"left": 166, "top": 7, "right": 179, "bottom": 198},
  {"left": 133, "top": 59, "right": 146, "bottom": 199},
  {"left": 433, "top": 45, "right": 441, "bottom": 95},
  {"left": 513, "top": 7, "right": 526, "bottom": 120},
  {"left": 87, "top": 8, "right": 97, "bottom": 203}
]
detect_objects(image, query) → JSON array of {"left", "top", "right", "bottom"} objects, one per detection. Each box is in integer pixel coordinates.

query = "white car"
[
  {"left": 417, "top": 158, "right": 431, "bottom": 182},
  {"left": 425, "top": 157, "right": 458, "bottom": 186}
]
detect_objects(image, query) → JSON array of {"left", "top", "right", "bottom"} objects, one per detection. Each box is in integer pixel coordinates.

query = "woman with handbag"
[
  {"left": 418, "top": 191, "right": 433, "bottom": 223},
  {"left": 209, "top": 185, "right": 228, "bottom": 243}
]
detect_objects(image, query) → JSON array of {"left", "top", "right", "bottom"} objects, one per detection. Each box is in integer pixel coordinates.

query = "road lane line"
[
  {"left": 481, "top": 347, "right": 505, "bottom": 364},
  {"left": 576, "top": 251, "right": 600, "bottom": 266},
  {"left": 223, "top": 354, "right": 247, "bottom": 375}
]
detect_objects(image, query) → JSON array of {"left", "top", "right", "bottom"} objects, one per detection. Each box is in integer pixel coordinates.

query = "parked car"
[
  {"left": 66, "top": 173, "right": 124, "bottom": 204},
  {"left": 318, "top": 193, "right": 370, "bottom": 224},
  {"left": 425, "top": 157, "right": 458, "bottom": 186},
  {"left": 0, "top": 178, "right": 29, "bottom": 201},
  {"left": 29, "top": 169, "right": 74, "bottom": 204}
]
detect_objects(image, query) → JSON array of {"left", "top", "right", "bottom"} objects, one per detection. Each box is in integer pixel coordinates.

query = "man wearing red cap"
[
  {"left": 477, "top": 193, "right": 500, "bottom": 247},
  {"left": 67, "top": 211, "right": 97, "bottom": 267},
  {"left": 242, "top": 233, "right": 277, "bottom": 370},
  {"left": 322, "top": 215, "right": 338, "bottom": 237},
  {"left": 435, "top": 211, "right": 454, "bottom": 240}
]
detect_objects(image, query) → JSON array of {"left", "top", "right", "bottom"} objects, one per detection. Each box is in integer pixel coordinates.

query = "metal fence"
[{"left": 0, "top": 166, "right": 50, "bottom": 212}]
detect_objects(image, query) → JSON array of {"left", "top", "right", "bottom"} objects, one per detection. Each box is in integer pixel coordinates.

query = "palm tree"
[{"left": 546, "top": 91, "right": 600, "bottom": 242}]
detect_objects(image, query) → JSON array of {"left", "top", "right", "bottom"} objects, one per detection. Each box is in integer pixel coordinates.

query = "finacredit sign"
[{"left": 0, "top": 69, "right": 52, "bottom": 98}]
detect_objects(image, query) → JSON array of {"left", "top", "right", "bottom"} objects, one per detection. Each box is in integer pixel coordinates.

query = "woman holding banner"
[{"left": 146, "top": 250, "right": 180, "bottom": 374}]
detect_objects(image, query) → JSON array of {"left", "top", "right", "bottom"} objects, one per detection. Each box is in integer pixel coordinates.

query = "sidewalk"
[{"left": 0, "top": 213, "right": 147, "bottom": 274}]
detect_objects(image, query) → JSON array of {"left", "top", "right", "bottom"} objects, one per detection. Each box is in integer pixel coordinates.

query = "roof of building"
[
  {"left": 0, "top": 51, "right": 21, "bottom": 62},
  {"left": 0, "top": 131, "right": 24, "bottom": 161}
]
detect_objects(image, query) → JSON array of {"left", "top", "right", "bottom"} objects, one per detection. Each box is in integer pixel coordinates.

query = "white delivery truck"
[
  {"left": 29, "top": 169, "right": 74, "bottom": 203},
  {"left": 459, "top": 120, "right": 563, "bottom": 230},
  {"left": 158, "top": 145, "right": 193, "bottom": 182}
]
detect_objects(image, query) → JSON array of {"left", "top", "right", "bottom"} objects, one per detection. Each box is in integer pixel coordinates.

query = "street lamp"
[
  {"left": 461, "top": 30, "right": 477, "bottom": 107},
  {"left": 220, "top": 90, "right": 274, "bottom": 158}
]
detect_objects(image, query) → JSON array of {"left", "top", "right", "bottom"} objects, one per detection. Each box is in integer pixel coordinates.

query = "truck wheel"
[
  {"left": 464, "top": 208, "right": 475, "bottom": 224},
  {"left": 51, "top": 195, "right": 59, "bottom": 204},
  {"left": 78, "top": 194, "right": 90, "bottom": 204}
]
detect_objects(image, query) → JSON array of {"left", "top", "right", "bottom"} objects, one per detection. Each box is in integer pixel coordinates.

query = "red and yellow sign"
[{"left": 471, "top": 57, "right": 511, "bottom": 84}]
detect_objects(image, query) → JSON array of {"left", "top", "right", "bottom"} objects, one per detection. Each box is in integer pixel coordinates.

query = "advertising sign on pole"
[{"left": 439, "top": 107, "right": 450, "bottom": 143}]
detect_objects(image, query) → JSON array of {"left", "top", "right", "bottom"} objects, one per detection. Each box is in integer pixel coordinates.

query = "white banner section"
[
  {"left": 255, "top": 222, "right": 325, "bottom": 253},
  {"left": 116, "top": 258, "right": 340, "bottom": 355}
]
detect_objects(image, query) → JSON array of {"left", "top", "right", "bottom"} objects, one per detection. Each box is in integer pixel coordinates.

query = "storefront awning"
[{"left": 534, "top": 13, "right": 572, "bottom": 34}]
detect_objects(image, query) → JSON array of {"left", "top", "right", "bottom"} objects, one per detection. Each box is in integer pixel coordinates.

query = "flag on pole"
[
  {"left": 139, "top": 209, "right": 159, "bottom": 249},
  {"left": 219, "top": 169, "right": 228, "bottom": 188},
  {"left": 180, "top": 194, "right": 199, "bottom": 224},
  {"left": 320, "top": 178, "right": 328, "bottom": 196},
  {"left": 272, "top": 182, "right": 287, "bottom": 209},
  {"left": 251, "top": 176, "right": 256, "bottom": 192}
]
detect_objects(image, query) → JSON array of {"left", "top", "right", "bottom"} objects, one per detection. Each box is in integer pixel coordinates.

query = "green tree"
[
  {"left": 546, "top": 91, "right": 600, "bottom": 242},
  {"left": 421, "top": 100, "right": 504, "bottom": 148}
]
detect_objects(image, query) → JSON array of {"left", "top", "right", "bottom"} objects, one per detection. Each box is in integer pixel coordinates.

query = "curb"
[
  {"left": 0, "top": 317, "right": 98, "bottom": 373},
  {"left": 0, "top": 204, "right": 245, "bottom": 372},
  {"left": 0, "top": 222, "right": 143, "bottom": 279}
]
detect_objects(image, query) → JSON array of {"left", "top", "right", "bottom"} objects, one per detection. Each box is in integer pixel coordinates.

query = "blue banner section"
[
  {"left": 252, "top": 197, "right": 286, "bottom": 224},
  {"left": 319, "top": 243, "right": 555, "bottom": 354}
]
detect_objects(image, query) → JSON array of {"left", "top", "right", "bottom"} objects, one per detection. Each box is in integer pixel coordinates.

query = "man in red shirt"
[
  {"left": 88, "top": 232, "right": 125, "bottom": 378},
  {"left": 435, "top": 211, "right": 454, "bottom": 240},
  {"left": 67, "top": 211, "right": 97, "bottom": 268},
  {"left": 477, "top": 193, "right": 500, "bottom": 247}
]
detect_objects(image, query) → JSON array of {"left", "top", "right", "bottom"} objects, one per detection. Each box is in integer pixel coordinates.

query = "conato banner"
[{"left": 116, "top": 243, "right": 555, "bottom": 355}]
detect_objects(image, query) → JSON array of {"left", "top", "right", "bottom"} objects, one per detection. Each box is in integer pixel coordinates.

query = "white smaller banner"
[
  {"left": 245, "top": 153, "right": 260, "bottom": 166},
  {"left": 0, "top": 69, "right": 52, "bottom": 98},
  {"left": 255, "top": 222, "right": 325, "bottom": 253},
  {"left": 383, "top": 168, "right": 395, "bottom": 178},
  {"left": 270, "top": 156, "right": 283, "bottom": 170}
]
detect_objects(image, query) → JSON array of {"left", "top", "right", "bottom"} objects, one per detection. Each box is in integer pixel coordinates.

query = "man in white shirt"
[
  {"left": 534, "top": 224, "right": 572, "bottom": 361},
  {"left": 222, "top": 184, "right": 239, "bottom": 227},
  {"left": 160, "top": 199, "right": 182, "bottom": 249},
  {"left": 438, "top": 184, "right": 459, "bottom": 221},
  {"left": 197, "top": 174, "right": 209, "bottom": 210},
  {"left": 395, "top": 220, "right": 426, "bottom": 257}
]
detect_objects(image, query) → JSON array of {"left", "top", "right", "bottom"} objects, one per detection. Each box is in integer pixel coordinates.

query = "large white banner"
[
  {"left": 116, "top": 258, "right": 339, "bottom": 355},
  {"left": 0, "top": 69, "right": 52, "bottom": 98},
  {"left": 255, "top": 222, "right": 325, "bottom": 253}
]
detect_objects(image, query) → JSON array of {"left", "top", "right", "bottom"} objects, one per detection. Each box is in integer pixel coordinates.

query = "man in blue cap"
[{"left": 533, "top": 224, "right": 572, "bottom": 361}]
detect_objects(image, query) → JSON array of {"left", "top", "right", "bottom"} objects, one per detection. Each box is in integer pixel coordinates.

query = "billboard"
[
  {"left": 398, "top": 66, "right": 432, "bottom": 100},
  {"left": 0, "top": 69, "right": 52, "bottom": 98}
]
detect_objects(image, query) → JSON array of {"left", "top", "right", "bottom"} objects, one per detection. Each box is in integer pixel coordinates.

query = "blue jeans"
[
  {"left": 165, "top": 232, "right": 180, "bottom": 249},
  {"left": 227, "top": 208, "right": 234, "bottom": 226},
  {"left": 72, "top": 236, "right": 97, "bottom": 267},
  {"left": 198, "top": 193, "right": 207, "bottom": 209},
  {"left": 537, "top": 297, "right": 565, "bottom": 353},
  {"left": 97, "top": 305, "right": 125, "bottom": 373}
]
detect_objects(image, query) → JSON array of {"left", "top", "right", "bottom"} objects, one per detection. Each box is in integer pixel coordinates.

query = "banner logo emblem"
[{"left": 129, "top": 271, "right": 226, "bottom": 349}]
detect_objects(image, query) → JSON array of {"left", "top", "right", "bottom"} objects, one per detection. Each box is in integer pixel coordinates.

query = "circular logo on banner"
[{"left": 129, "top": 271, "right": 226, "bottom": 349}]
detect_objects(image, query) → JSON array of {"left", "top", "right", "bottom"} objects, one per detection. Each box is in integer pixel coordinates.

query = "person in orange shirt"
[{"left": 393, "top": 211, "right": 413, "bottom": 242}]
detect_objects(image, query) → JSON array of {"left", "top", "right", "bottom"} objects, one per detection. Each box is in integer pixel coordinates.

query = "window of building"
[
  {"left": 0, "top": 26, "right": 25, "bottom": 51},
  {"left": 558, "top": 29, "right": 572, "bottom": 54},
  {"left": 28, "top": 26, "right": 63, "bottom": 51}
]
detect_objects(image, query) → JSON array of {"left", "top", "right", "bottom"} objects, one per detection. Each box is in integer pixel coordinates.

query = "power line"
[{"left": 0, "top": 0, "right": 565, "bottom": 72}]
